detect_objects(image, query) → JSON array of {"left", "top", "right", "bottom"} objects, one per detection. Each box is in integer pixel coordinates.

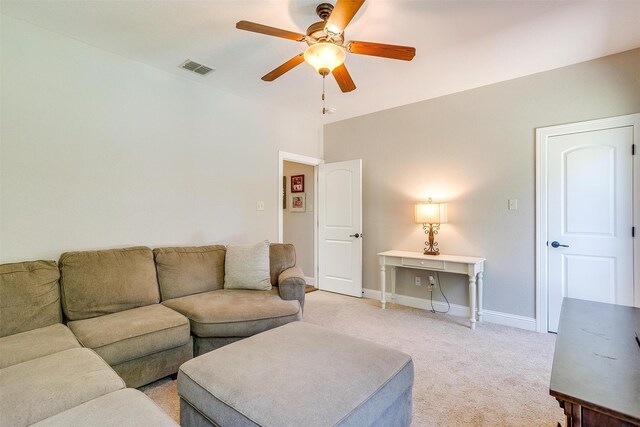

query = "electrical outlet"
[
  {"left": 256, "top": 201, "right": 265, "bottom": 211},
  {"left": 427, "top": 275, "right": 435, "bottom": 291},
  {"left": 415, "top": 276, "right": 421, "bottom": 286}
]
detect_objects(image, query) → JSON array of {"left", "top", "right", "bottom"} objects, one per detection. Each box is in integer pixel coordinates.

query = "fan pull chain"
[{"left": 322, "top": 74, "right": 326, "bottom": 115}]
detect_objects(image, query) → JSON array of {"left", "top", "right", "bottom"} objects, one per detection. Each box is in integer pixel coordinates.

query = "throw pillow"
[{"left": 224, "top": 241, "right": 271, "bottom": 291}]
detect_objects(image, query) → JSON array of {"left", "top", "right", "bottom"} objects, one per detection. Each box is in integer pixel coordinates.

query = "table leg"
[
  {"left": 468, "top": 275, "right": 477, "bottom": 330},
  {"left": 380, "top": 263, "right": 386, "bottom": 309},
  {"left": 391, "top": 266, "right": 396, "bottom": 304},
  {"left": 477, "top": 271, "right": 484, "bottom": 322}
]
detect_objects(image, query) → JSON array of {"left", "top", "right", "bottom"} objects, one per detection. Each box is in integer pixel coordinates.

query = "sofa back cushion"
[
  {"left": 154, "top": 245, "right": 226, "bottom": 301},
  {"left": 269, "top": 243, "right": 297, "bottom": 286},
  {"left": 59, "top": 247, "right": 159, "bottom": 321},
  {"left": 0, "top": 260, "right": 62, "bottom": 337}
]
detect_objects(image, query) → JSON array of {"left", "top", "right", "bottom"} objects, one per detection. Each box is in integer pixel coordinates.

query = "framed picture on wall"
[
  {"left": 290, "top": 193, "right": 305, "bottom": 212},
  {"left": 291, "top": 175, "right": 304, "bottom": 193}
]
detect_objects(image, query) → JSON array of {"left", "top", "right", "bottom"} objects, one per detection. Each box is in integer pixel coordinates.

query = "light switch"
[
  {"left": 256, "top": 201, "right": 265, "bottom": 211},
  {"left": 508, "top": 199, "right": 518, "bottom": 210}
]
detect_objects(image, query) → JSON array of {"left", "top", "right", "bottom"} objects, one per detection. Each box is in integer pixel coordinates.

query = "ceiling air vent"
[{"left": 180, "top": 59, "right": 215, "bottom": 76}]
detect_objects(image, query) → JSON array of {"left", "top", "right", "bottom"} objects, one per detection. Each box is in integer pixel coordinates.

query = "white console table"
[{"left": 378, "top": 251, "right": 485, "bottom": 330}]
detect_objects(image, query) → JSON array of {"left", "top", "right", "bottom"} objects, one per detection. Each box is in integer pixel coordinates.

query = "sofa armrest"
[{"left": 277, "top": 266, "right": 306, "bottom": 312}]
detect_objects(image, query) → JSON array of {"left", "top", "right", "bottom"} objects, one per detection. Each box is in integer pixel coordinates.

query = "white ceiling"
[{"left": 2, "top": 0, "right": 640, "bottom": 123}]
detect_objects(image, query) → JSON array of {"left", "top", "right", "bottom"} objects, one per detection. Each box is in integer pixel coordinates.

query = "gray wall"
[
  {"left": 283, "top": 161, "right": 315, "bottom": 279},
  {"left": 323, "top": 48, "right": 640, "bottom": 318}
]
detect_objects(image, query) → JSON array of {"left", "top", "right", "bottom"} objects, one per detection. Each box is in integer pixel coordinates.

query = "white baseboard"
[
  {"left": 304, "top": 276, "right": 316, "bottom": 286},
  {"left": 362, "top": 289, "right": 536, "bottom": 331},
  {"left": 480, "top": 309, "right": 537, "bottom": 331}
]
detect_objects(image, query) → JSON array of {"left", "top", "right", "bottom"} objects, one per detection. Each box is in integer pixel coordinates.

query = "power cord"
[{"left": 430, "top": 272, "right": 450, "bottom": 314}]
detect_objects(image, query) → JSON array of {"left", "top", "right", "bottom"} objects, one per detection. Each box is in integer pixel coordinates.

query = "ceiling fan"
[{"left": 236, "top": 0, "right": 416, "bottom": 96}]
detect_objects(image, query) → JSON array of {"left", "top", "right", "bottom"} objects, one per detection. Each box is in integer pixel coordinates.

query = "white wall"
[
  {"left": 324, "top": 48, "right": 640, "bottom": 318},
  {"left": 283, "top": 161, "right": 314, "bottom": 279},
  {"left": 0, "top": 16, "right": 322, "bottom": 262}
]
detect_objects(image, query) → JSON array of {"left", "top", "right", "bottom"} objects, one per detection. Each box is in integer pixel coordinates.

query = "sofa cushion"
[
  {"left": 59, "top": 246, "right": 160, "bottom": 320},
  {"left": 0, "top": 347, "right": 125, "bottom": 426},
  {"left": 31, "top": 388, "right": 179, "bottom": 427},
  {"left": 163, "top": 289, "right": 301, "bottom": 337},
  {"left": 224, "top": 241, "right": 271, "bottom": 291},
  {"left": 0, "top": 323, "right": 80, "bottom": 369},
  {"left": 0, "top": 260, "right": 61, "bottom": 337},
  {"left": 154, "top": 245, "right": 226, "bottom": 300},
  {"left": 269, "top": 243, "right": 296, "bottom": 286},
  {"left": 67, "top": 303, "right": 190, "bottom": 366}
]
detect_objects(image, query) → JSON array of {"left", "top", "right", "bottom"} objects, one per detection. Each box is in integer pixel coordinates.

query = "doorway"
[
  {"left": 536, "top": 113, "right": 640, "bottom": 333},
  {"left": 278, "top": 151, "right": 323, "bottom": 287},
  {"left": 283, "top": 160, "right": 316, "bottom": 285},
  {"left": 278, "top": 152, "right": 364, "bottom": 297}
]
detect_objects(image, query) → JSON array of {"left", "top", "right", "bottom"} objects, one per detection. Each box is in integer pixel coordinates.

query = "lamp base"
[{"left": 422, "top": 223, "right": 441, "bottom": 256}]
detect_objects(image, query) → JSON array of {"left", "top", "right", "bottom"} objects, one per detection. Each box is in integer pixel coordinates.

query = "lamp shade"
[
  {"left": 414, "top": 202, "right": 448, "bottom": 224},
  {"left": 304, "top": 42, "right": 346, "bottom": 74}
]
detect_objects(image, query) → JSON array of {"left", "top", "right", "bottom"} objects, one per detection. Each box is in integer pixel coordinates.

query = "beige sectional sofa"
[{"left": 0, "top": 243, "right": 306, "bottom": 426}]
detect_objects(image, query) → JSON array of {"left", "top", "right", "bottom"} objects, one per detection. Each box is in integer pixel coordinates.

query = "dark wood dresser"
[{"left": 550, "top": 298, "right": 640, "bottom": 427}]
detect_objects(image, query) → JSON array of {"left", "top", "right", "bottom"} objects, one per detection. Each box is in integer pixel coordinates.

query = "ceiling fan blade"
[
  {"left": 325, "top": 0, "right": 365, "bottom": 34},
  {"left": 261, "top": 54, "right": 305, "bottom": 81},
  {"left": 236, "top": 21, "right": 306, "bottom": 42},
  {"left": 347, "top": 40, "right": 416, "bottom": 61},
  {"left": 332, "top": 64, "right": 356, "bottom": 93}
]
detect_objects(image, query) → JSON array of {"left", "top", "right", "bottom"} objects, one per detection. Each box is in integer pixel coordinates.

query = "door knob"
[
  {"left": 349, "top": 233, "right": 361, "bottom": 238},
  {"left": 550, "top": 241, "right": 569, "bottom": 248}
]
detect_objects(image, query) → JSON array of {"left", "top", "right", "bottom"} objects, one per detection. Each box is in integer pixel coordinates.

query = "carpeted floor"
[{"left": 141, "top": 291, "right": 564, "bottom": 426}]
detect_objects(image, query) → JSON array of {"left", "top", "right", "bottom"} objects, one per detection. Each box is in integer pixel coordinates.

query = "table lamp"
[{"left": 414, "top": 199, "right": 448, "bottom": 255}]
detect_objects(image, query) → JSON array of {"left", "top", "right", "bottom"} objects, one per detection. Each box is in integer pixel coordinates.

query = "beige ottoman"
[{"left": 178, "top": 321, "right": 413, "bottom": 427}]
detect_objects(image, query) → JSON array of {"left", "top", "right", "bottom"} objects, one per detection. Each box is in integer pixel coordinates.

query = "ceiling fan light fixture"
[{"left": 303, "top": 42, "right": 346, "bottom": 75}]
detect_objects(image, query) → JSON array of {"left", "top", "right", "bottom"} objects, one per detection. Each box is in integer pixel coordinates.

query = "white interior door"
[
  {"left": 318, "top": 159, "right": 362, "bottom": 297},
  {"left": 546, "top": 124, "right": 634, "bottom": 332}
]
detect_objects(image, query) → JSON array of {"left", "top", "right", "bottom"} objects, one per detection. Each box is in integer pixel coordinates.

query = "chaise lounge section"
[{"left": 156, "top": 243, "right": 305, "bottom": 355}]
